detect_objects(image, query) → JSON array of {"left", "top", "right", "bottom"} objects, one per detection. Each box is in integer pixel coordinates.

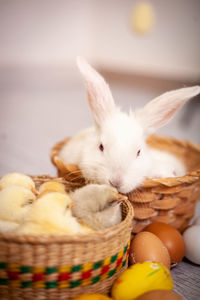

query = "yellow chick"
[
  {"left": 39, "top": 181, "right": 66, "bottom": 196},
  {"left": 0, "top": 186, "right": 36, "bottom": 232},
  {"left": 17, "top": 192, "right": 90, "bottom": 235},
  {"left": 71, "top": 184, "right": 126, "bottom": 231},
  {"left": 0, "top": 173, "right": 36, "bottom": 194}
]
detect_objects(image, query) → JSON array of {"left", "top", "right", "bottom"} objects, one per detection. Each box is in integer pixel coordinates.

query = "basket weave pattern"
[
  {"left": 0, "top": 176, "right": 133, "bottom": 299},
  {"left": 0, "top": 244, "right": 129, "bottom": 290},
  {"left": 51, "top": 136, "right": 200, "bottom": 234}
]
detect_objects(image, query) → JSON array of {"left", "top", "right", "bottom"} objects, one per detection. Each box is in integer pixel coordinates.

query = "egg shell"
[
  {"left": 135, "top": 289, "right": 183, "bottom": 300},
  {"left": 129, "top": 231, "right": 170, "bottom": 269},
  {"left": 144, "top": 222, "right": 185, "bottom": 265},
  {"left": 111, "top": 261, "right": 173, "bottom": 300},
  {"left": 194, "top": 215, "right": 200, "bottom": 225},
  {"left": 183, "top": 225, "right": 200, "bottom": 265}
]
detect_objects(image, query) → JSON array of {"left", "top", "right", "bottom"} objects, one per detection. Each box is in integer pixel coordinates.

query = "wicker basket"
[
  {"left": 51, "top": 135, "right": 200, "bottom": 234},
  {"left": 0, "top": 175, "right": 133, "bottom": 299}
]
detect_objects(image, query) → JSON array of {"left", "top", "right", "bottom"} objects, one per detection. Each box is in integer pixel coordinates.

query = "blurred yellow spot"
[{"left": 131, "top": 1, "right": 155, "bottom": 34}]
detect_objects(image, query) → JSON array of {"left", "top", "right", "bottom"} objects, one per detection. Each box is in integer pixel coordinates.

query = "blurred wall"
[
  {"left": 91, "top": 0, "right": 200, "bottom": 81},
  {"left": 0, "top": 0, "right": 92, "bottom": 66},
  {"left": 0, "top": 0, "right": 199, "bottom": 82}
]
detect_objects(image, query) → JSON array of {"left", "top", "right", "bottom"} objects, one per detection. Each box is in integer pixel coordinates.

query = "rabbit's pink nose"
[{"left": 109, "top": 178, "right": 122, "bottom": 189}]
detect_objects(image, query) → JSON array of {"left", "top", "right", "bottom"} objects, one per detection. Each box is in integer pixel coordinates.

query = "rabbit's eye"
[
  {"left": 99, "top": 143, "right": 104, "bottom": 152},
  {"left": 137, "top": 149, "right": 141, "bottom": 157}
]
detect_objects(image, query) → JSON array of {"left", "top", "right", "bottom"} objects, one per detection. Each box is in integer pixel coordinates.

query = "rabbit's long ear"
[
  {"left": 136, "top": 86, "right": 200, "bottom": 135},
  {"left": 77, "top": 57, "right": 117, "bottom": 127}
]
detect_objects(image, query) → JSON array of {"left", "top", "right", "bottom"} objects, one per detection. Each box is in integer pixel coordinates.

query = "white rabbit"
[{"left": 59, "top": 57, "right": 200, "bottom": 194}]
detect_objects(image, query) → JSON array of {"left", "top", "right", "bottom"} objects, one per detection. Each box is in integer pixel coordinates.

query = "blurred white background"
[{"left": 0, "top": 0, "right": 200, "bottom": 176}]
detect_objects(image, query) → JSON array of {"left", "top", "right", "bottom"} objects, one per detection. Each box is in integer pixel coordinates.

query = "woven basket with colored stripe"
[
  {"left": 51, "top": 135, "right": 200, "bottom": 234},
  {"left": 0, "top": 176, "right": 133, "bottom": 299}
]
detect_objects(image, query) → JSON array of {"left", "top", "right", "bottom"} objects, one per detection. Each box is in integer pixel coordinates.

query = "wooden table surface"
[
  {"left": 0, "top": 69, "right": 200, "bottom": 299},
  {"left": 172, "top": 258, "right": 200, "bottom": 299}
]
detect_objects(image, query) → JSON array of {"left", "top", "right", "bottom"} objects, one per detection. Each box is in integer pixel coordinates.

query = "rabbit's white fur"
[{"left": 59, "top": 57, "right": 200, "bottom": 193}]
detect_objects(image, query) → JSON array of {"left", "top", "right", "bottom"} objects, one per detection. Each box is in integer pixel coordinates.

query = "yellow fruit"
[
  {"left": 112, "top": 262, "right": 173, "bottom": 300},
  {"left": 72, "top": 294, "right": 112, "bottom": 300}
]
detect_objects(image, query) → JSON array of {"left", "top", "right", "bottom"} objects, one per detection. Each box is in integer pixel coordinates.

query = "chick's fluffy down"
[
  {"left": 71, "top": 184, "right": 123, "bottom": 230},
  {"left": 17, "top": 192, "right": 92, "bottom": 235},
  {"left": 0, "top": 173, "right": 36, "bottom": 193},
  {"left": 0, "top": 186, "right": 36, "bottom": 232},
  {"left": 39, "top": 181, "right": 66, "bottom": 196}
]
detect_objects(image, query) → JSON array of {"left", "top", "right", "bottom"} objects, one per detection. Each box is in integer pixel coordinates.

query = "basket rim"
[
  {"left": 50, "top": 135, "right": 200, "bottom": 188},
  {"left": 0, "top": 198, "right": 133, "bottom": 244}
]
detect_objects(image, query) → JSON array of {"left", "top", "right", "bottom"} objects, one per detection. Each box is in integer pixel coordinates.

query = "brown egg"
[
  {"left": 135, "top": 290, "right": 183, "bottom": 300},
  {"left": 144, "top": 222, "right": 185, "bottom": 265},
  {"left": 129, "top": 231, "right": 170, "bottom": 269}
]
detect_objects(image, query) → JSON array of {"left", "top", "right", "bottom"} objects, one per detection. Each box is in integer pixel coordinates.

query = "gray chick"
[{"left": 71, "top": 184, "right": 126, "bottom": 231}]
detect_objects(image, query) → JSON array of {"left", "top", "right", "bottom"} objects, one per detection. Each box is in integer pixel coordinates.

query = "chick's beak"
[
  {"left": 117, "top": 194, "right": 128, "bottom": 203},
  {"left": 32, "top": 187, "right": 39, "bottom": 196},
  {"left": 69, "top": 202, "right": 74, "bottom": 209},
  {"left": 108, "top": 193, "right": 127, "bottom": 206}
]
